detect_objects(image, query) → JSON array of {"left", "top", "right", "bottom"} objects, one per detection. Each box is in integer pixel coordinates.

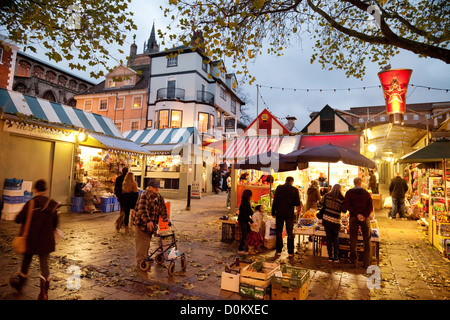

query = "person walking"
[
  {"left": 369, "top": 170, "right": 378, "bottom": 194},
  {"left": 226, "top": 168, "right": 232, "bottom": 209},
  {"left": 388, "top": 172, "right": 409, "bottom": 220},
  {"left": 119, "top": 172, "right": 139, "bottom": 234},
  {"left": 305, "top": 180, "right": 321, "bottom": 211},
  {"left": 114, "top": 167, "right": 128, "bottom": 231},
  {"left": 238, "top": 189, "right": 253, "bottom": 255},
  {"left": 132, "top": 180, "right": 169, "bottom": 268},
  {"left": 271, "top": 176, "right": 301, "bottom": 257},
  {"left": 212, "top": 166, "right": 221, "bottom": 194},
  {"left": 319, "top": 184, "right": 346, "bottom": 262},
  {"left": 9, "top": 179, "right": 59, "bottom": 300},
  {"left": 344, "top": 177, "right": 373, "bottom": 268}
]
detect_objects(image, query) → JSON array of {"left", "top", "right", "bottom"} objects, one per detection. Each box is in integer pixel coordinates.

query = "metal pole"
[
  {"left": 406, "top": 108, "right": 430, "bottom": 145},
  {"left": 186, "top": 184, "right": 191, "bottom": 211}
]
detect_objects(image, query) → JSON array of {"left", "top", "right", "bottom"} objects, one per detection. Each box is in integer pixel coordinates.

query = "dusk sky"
[{"left": 26, "top": 0, "right": 450, "bottom": 131}]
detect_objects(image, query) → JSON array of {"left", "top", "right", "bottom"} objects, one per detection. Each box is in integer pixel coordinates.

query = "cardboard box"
[
  {"left": 371, "top": 194, "right": 382, "bottom": 210},
  {"left": 220, "top": 261, "right": 250, "bottom": 293},
  {"left": 239, "top": 282, "right": 271, "bottom": 300},
  {"left": 270, "top": 266, "right": 310, "bottom": 300},
  {"left": 271, "top": 279, "right": 309, "bottom": 300}
]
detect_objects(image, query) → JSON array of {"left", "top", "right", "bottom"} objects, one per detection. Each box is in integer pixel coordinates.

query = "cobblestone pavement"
[{"left": 0, "top": 188, "right": 448, "bottom": 301}]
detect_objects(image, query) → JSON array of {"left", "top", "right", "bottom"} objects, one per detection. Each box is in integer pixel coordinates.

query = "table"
[{"left": 294, "top": 228, "right": 380, "bottom": 265}]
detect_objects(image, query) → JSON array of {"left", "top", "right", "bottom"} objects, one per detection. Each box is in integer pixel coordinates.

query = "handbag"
[{"left": 12, "top": 199, "right": 34, "bottom": 254}]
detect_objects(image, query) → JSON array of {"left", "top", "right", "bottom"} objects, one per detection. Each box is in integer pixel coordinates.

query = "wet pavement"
[{"left": 0, "top": 186, "right": 449, "bottom": 301}]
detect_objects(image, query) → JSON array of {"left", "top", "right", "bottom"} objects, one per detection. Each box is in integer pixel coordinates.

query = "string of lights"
[{"left": 256, "top": 84, "right": 449, "bottom": 93}]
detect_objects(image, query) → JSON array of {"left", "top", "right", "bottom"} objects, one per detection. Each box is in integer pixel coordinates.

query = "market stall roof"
[
  {"left": 221, "top": 135, "right": 300, "bottom": 160},
  {"left": 399, "top": 139, "right": 450, "bottom": 163},
  {"left": 0, "top": 88, "right": 122, "bottom": 137},
  {"left": 297, "top": 133, "right": 361, "bottom": 153},
  {"left": 87, "top": 132, "right": 149, "bottom": 154}
]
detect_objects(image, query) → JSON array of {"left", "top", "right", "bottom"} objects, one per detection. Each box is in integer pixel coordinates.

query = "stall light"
[
  {"left": 368, "top": 144, "right": 377, "bottom": 152},
  {"left": 386, "top": 157, "right": 392, "bottom": 162},
  {"left": 77, "top": 130, "right": 88, "bottom": 142}
]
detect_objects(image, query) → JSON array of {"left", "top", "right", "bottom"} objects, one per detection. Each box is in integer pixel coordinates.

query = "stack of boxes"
[{"left": 1, "top": 179, "right": 32, "bottom": 220}]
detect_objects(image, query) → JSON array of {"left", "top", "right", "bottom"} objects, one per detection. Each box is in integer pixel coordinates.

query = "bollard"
[{"left": 186, "top": 184, "right": 191, "bottom": 211}]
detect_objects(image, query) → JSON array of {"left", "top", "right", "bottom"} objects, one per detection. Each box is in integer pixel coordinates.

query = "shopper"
[
  {"left": 118, "top": 172, "right": 139, "bottom": 234},
  {"left": 369, "top": 170, "right": 378, "bottom": 194},
  {"left": 226, "top": 168, "right": 232, "bottom": 209},
  {"left": 388, "top": 172, "right": 409, "bottom": 220},
  {"left": 344, "top": 177, "right": 373, "bottom": 268},
  {"left": 238, "top": 189, "right": 253, "bottom": 255},
  {"left": 212, "top": 165, "right": 221, "bottom": 194},
  {"left": 114, "top": 167, "right": 128, "bottom": 230},
  {"left": 132, "top": 180, "right": 169, "bottom": 267},
  {"left": 305, "top": 180, "right": 321, "bottom": 211},
  {"left": 9, "top": 179, "right": 59, "bottom": 300},
  {"left": 245, "top": 205, "right": 264, "bottom": 254},
  {"left": 272, "top": 176, "right": 301, "bottom": 257},
  {"left": 319, "top": 184, "right": 346, "bottom": 262}
]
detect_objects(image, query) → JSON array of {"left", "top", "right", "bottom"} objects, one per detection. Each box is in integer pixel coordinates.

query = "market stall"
[{"left": 400, "top": 139, "right": 450, "bottom": 258}]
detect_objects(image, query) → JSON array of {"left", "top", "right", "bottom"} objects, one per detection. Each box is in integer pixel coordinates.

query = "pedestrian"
[
  {"left": 9, "top": 179, "right": 59, "bottom": 300},
  {"left": 344, "top": 177, "right": 373, "bottom": 268},
  {"left": 119, "top": 172, "right": 139, "bottom": 234},
  {"left": 226, "top": 168, "right": 232, "bottom": 209},
  {"left": 271, "top": 176, "right": 301, "bottom": 257},
  {"left": 114, "top": 167, "right": 128, "bottom": 231},
  {"left": 212, "top": 165, "right": 221, "bottom": 194},
  {"left": 369, "top": 170, "right": 378, "bottom": 194},
  {"left": 132, "top": 180, "right": 169, "bottom": 268},
  {"left": 319, "top": 184, "right": 346, "bottom": 262},
  {"left": 238, "top": 189, "right": 253, "bottom": 255},
  {"left": 245, "top": 205, "right": 264, "bottom": 254},
  {"left": 305, "top": 180, "right": 321, "bottom": 211},
  {"left": 388, "top": 172, "right": 409, "bottom": 220}
]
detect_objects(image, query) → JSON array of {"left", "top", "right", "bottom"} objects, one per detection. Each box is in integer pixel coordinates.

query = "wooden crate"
[{"left": 241, "top": 262, "right": 280, "bottom": 281}]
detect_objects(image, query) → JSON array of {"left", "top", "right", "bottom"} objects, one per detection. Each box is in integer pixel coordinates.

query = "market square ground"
[{"left": 0, "top": 186, "right": 448, "bottom": 301}]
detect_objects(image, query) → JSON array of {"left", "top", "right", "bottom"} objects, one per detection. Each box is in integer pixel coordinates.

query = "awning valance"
[
  {"left": 0, "top": 88, "right": 122, "bottom": 137},
  {"left": 222, "top": 135, "right": 300, "bottom": 160},
  {"left": 297, "top": 134, "right": 361, "bottom": 153}
]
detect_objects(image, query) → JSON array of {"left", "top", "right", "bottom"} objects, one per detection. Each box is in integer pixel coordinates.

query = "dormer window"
[
  {"left": 124, "top": 77, "right": 134, "bottom": 86},
  {"left": 107, "top": 79, "right": 116, "bottom": 88}
]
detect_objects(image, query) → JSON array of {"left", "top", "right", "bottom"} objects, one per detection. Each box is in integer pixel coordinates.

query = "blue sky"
[{"left": 25, "top": 0, "right": 450, "bottom": 131}]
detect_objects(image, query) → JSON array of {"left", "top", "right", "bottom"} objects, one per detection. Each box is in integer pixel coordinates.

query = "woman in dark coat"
[
  {"left": 10, "top": 179, "right": 59, "bottom": 300},
  {"left": 238, "top": 189, "right": 253, "bottom": 255},
  {"left": 305, "top": 180, "right": 321, "bottom": 211}
]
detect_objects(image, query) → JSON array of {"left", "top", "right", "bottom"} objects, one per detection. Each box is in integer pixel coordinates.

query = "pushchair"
[{"left": 138, "top": 219, "right": 186, "bottom": 276}]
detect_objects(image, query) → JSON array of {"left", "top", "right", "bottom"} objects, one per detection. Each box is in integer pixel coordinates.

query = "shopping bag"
[
  {"left": 12, "top": 236, "right": 27, "bottom": 254},
  {"left": 383, "top": 196, "right": 392, "bottom": 208}
]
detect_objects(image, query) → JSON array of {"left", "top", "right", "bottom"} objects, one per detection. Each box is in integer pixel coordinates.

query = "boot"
[
  {"left": 38, "top": 275, "right": 50, "bottom": 300},
  {"left": 9, "top": 272, "right": 27, "bottom": 292}
]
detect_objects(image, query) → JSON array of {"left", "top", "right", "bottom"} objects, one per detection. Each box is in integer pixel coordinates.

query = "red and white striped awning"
[{"left": 222, "top": 135, "right": 300, "bottom": 160}]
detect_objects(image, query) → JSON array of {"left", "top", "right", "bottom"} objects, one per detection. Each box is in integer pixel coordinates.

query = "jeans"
[
  {"left": 349, "top": 216, "right": 372, "bottom": 267},
  {"left": 21, "top": 253, "right": 50, "bottom": 279},
  {"left": 323, "top": 220, "right": 340, "bottom": 260},
  {"left": 275, "top": 216, "right": 294, "bottom": 254},
  {"left": 238, "top": 221, "right": 250, "bottom": 251},
  {"left": 390, "top": 197, "right": 406, "bottom": 218}
]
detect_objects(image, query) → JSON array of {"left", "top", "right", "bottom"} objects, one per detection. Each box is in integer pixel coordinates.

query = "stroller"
[{"left": 138, "top": 218, "right": 186, "bottom": 276}]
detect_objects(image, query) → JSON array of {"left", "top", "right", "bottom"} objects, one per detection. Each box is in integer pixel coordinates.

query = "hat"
[{"left": 148, "top": 180, "right": 160, "bottom": 188}]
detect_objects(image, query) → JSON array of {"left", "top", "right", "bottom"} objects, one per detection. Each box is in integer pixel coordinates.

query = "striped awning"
[
  {"left": 222, "top": 135, "right": 300, "bottom": 160},
  {"left": 88, "top": 132, "right": 149, "bottom": 154},
  {"left": 0, "top": 88, "right": 122, "bottom": 137},
  {"left": 123, "top": 127, "right": 198, "bottom": 145}
]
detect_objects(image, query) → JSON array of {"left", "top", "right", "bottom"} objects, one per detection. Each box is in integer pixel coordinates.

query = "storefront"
[
  {"left": 0, "top": 87, "right": 146, "bottom": 217},
  {"left": 123, "top": 127, "right": 204, "bottom": 199}
]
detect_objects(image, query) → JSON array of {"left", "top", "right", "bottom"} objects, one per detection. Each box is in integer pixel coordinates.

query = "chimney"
[
  {"left": 285, "top": 116, "right": 297, "bottom": 131},
  {"left": 191, "top": 30, "right": 205, "bottom": 51}
]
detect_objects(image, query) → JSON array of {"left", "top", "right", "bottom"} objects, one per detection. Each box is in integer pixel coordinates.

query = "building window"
[
  {"left": 0, "top": 48, "right": 3, "bottom": 63},
  {"left": 167, "top": 55, "right": 178, "bottom": 67},
  {"left": 69, "top": 79, "right": 77, "bottom": 90},
  {"left": 115, "top": 122, "right": 122, "bottom": 132},
  {"left": 132, "top": 96, "right": 142, "bottom": 109},
  {"left": 147, "top": 120, "right": 152, "bottom": 128},
  {"left": 45, "top": 71, "right": 56, "bottom": 83},
  {"left": 198, "top": 112, "right": 209, "bottom": 133},
  {"left": 209, "top": 114, "right": 214, "bottom": 131},
  {"left": 156, "top": 110, "right": 169, "bottom": 129},
  {"left": 220, "top": 87, "right": 227, "bottom": 100},
  {"left": 58, "top": 76, "right": 67, "bottom": 87},
  {"left": 404, "top": 115, "right": 408, "bottom": 120},
  {"left": 413, "top": 114, "right": 419, "bottom": 120},
  {"left": 115, "top": 97, "right": 124, "bottom": 110},
  {"left": 231, "top": 99, "right": 236, "bottom": 114},
  {"left": 107, "top": 79, "right": 115, "bottom": 88},
  {"left": 216, "top": 110, "right": 221, "bottom": 126},
  {"left": 99, "top": 99, "right": 108, "bottom": 111},
  {"left": 33, "top": 66, "right": 44, "bottom": 79},
  {"left": 84, "top": 100, "right": 92, "bottom": 111},
  {"left": 202, "top": 60, "right": 208, "bottom": 72},
  {"left": 380, "top": 116, "right": 386, "bottom": 122},
  {"left": 171, "top": 110, "right": 183, "bottom": 128},
  {"left": 124, "top": 77, "right": 133, "bottom": 86},
  {"left": 131, "top": 120, "right": 140, "bottom": 131},
  {"left": 17, "top": 60, "right": 31, "bottom": 77}
]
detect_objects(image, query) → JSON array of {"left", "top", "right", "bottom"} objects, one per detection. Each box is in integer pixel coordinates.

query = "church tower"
[{"left": 143, "top": 22, "right": 159, "bottom": 53}]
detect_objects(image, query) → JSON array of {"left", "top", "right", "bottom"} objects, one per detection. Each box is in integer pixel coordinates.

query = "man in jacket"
[
  {"left": 133, "top": 180, "right": 169, "bottom": 267},
  {"left": 344, "top": 177, "right": 373, "bottom": 268},
  {"left": 388, "top": 173, "right": 409, "bottom": 220},
  {"left": 272, "top": 176, "right": 301, "bottom": 257},
  {"left": 114, "top": 167, "right": 128, "bottom": 230}
]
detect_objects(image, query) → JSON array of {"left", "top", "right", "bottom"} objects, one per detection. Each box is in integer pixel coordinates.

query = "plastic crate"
[
  {"left": 271, "top": 265, "right": 310, "bottom": 288},
  {"left": 2, "top": 195, "right": 24, "bottom": 204},
  {"left": 221, "top": 221, "right": 235, "bottom": 242},
  {"left": 71, "top": 197, "right": 84, "bottom": 213}
]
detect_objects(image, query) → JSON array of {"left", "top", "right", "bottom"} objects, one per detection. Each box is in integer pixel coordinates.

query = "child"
[{"left": 245, "top": 205, "right": 264, "bottom": 254}]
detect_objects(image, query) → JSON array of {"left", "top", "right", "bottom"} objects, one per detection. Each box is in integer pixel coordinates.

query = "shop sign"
[
  {"left": 191, "top": 180, "right": 201, "bottom": 199},
  {"left": 3, "top": 120, "right": 76, "bottom": 143},
  {"left": 224, "top": 117, "right": 236, "bottom": 134},
  {"left": 378, "top": 68, "right": 412, "bottom": 124}
]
